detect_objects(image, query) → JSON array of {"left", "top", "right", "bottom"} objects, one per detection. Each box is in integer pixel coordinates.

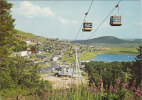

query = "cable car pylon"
[{"left": 70, "top": 48, "right": 83, "bottom": 89}]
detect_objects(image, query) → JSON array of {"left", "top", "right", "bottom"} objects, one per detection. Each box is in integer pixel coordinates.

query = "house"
[
  {"left": 52, "top": 56, "right": 59, "bottom": 62},
  {"left": 59, "top": 52, "right": 64, "bottom": 55},
  {"left": 30, "top": 46, "right": 38, "bottom": 53},
  {"left": 60, "top": 62, "right": 72, "bottom": 68},
  {"left": 80, "top": 65, "right": 85, "bottom": 69},
  {"left": 25, "top": 40, "right": 36, "bottom": 45},
  {"left": 69, "top": 52, "right": 73, "bottom": 57},
  {"left": 38, "top": 56, "right": 46, "bottom": 60},
  {"left": 48, "top": 47, "right": 53, "bottom": 53},
  {"left": 89, "top": 49, "right": 93, "bottom": 52},
  {"left": 19, "top": 51, "right": 28, "bottom": 56},
  {"left": 38, "top": 50, "right": 46, "bottom": 54},
  {"left": 34, "top": 61, "right": 45, "bottom": 65},
  {"left": 90, "top": 46, "right": 94, "bottom": 48},
  {"left": 80, "top": 49, "right": 85, "bottom": 53},
  {"left": 80, "top": 60, "right": 90, "bottom": 63},
  {"left": 60, "top": 64, "right": 69, "bottom": 68},
  {"left": 37, "top": 42, "right": 42, "bottom": 46},
  {"left": 11, "top": 51, "right": 31, "bottom": 57}
]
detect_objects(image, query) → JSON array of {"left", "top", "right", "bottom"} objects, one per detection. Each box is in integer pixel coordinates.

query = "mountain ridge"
[{"left": 71, "top": 36, "right": 139, "bottom": 44}]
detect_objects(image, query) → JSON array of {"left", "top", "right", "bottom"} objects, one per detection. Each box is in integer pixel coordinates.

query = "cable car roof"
[
  {"left": 111, "top": 15, "right": 122, "bottom": 17},
  {"left": 84, "top": 22, "right": 92, "bottom": 23}
]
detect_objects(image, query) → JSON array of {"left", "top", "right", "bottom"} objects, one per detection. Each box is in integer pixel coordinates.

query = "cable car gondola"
[
  {"left": 82, "top": 22, "right": 92, "bottom": 32},
  {"left": 110, "top": 4, "right": 122, "bottom": 26},
  {"left": 110, "top": 15, "right": 122, "bottom": 26}
]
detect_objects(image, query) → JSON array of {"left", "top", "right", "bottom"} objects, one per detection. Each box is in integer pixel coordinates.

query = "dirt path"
[{"left": 41, "top": 75, "right": 88, "bottom": 89}]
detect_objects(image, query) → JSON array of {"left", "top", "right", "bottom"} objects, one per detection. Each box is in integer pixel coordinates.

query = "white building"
[
  {"left": 60, "top": 63, "right": 71, "bottom": 68},
  {"left": 38, "top": 50, "right": 46, "bottom": 54},
  {"left": 11, "top": 51, "right": 31, "bottom": 57},
  {"left": 25, "top": 41, "right": 36, "bottom": 45},
  {"left": 52, "top": 57, "right": 59, "bottom": 62},
  {"left": 18, "top": 51, "right": 31, "bottom": 56}
]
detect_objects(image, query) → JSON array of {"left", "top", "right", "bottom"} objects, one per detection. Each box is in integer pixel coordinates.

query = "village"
[{"left": 10, "top": 34, "right": 107, "bottom": 88}]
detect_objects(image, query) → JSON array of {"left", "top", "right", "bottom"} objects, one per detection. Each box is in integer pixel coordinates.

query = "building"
[
  {"left": 38, "top": 56, "right": 46, "bottom": 60},
  {"left": 25, "top": 40, "right": 36, "bottom": 45},
  {"left": 38, "top": 50, "right": 46, "bottom": 54},
  {"left": 60, "top": 62, "right": 72, "bottom": 68},
  {"left": 11, "top": 51, "right": 31, "bottom": 57},
  {"left": 52, "top": 56, "right": 59, "bottom": 62}
]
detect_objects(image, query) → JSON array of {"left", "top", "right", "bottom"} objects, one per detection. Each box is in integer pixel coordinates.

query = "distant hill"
[
  {"left": 71, "top": 36, "right": 136, "bottom": 44},
  {"left": 133, "top": 39, "right": 142, "bottom": 43}
]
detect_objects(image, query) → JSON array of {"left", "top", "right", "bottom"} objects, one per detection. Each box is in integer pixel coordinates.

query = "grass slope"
[
  {"left": 104, "top": 47, "right": 138, "bottom": 55},
  {"left": 90, "top": 43, "right": 140, "bottom": 48},
  {"left": 15, "top": 29, "right": 37, "bottom": 39},
  {"left": 15, "top": 29, "right": 47, "bottom": 43}
]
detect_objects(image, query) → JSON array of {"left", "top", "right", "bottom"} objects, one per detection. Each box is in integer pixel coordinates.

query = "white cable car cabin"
[
  {"left": 82, "top": 22, "right": 92, "bottom": 32},
  {"left": 110, "top": 15, "right": 122, "bottom": 26}
]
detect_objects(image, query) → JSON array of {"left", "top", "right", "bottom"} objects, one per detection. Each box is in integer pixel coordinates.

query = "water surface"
[{"left": 91, "top": 54, "right": 136, "bottom": 62}]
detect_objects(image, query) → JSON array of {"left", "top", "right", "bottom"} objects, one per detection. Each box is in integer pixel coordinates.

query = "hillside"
[
  {"left": 15, "top": 29, "right": 37, "bottom": 39},
  {"left": 15, "top": 29, "right": 47, "bottom": 43},
  {"left": 14, "top": 30, "right": 138, "bottom": 55},
  {"left": 72, "top": 36, "right": 134, "bottom": 44}
]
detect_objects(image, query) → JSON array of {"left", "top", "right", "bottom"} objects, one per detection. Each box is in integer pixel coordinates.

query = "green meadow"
[{"left": 104, "top": 47, "right": 137, "bottom": 55}]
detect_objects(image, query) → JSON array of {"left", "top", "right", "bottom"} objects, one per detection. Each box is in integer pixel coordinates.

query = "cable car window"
[{"left": 84, "top": 23, "right": 92, "bottom": 28}]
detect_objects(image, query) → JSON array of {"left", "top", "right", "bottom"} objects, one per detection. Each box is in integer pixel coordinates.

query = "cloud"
[
  {"left": 57, "top": 17, "right": 78, "bottom": 24},
  {"left": 58, "top": 17, "right": 69, "bottom": 24},
  {"left": 13, "top": 1, "right": 55, "bottom": 18},
  {"left": 12, "top": 1, "right": 78, "bottom": 25}
]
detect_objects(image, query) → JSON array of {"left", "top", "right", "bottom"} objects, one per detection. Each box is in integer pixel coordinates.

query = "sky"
[{"left": 9, "top": 0, "right": 142, "bottom": 40}]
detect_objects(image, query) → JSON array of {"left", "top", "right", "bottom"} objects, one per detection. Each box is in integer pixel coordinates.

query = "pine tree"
[
  {"left": 135, "top": 45, "right": 142, "bottom": 62},
  {"left": 0, "top": 0, "right": 16, "bottom": 59},
  {"left": 132, "top": 45, "right": 142, "bottom": 85}
]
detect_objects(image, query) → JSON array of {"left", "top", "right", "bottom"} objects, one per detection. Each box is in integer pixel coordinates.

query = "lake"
[{"left": 91, "top": 54, "right": 136, "bottom": 62}]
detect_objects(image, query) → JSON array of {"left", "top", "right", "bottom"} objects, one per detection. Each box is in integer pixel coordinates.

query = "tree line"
[{"left": 84, "top": 46, "right": 142, "bottom": 87}]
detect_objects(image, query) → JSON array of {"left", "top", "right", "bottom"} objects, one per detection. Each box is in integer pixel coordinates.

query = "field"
[
  {"left": 90, "top": 43, "right": 139, "bottom": 55},
  {"left": 89, "top": 43, "right": 140, "bottom": 48},
  {"left": 62, "top": 50, "right": 103, "bottom": 63},
  {"left": 104, "top": 47, "right": 138, "bottom": 55}
]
